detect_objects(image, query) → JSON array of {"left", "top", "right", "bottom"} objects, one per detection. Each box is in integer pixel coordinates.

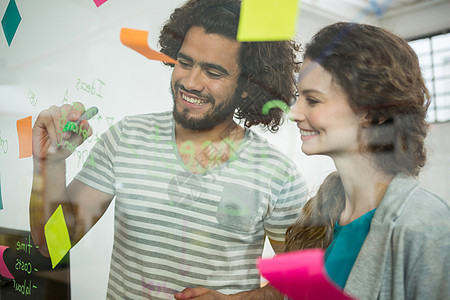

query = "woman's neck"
[{"left": 333, "top": 153, "right": 394, "bottom": 225}]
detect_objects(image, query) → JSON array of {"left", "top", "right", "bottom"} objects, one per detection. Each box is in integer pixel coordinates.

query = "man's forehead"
[
  {"left": 182, "top": 26, "right": 241, "bottom": 49},
  {"left": 179, "top": 26, "right": 241, "bottom": 70}
]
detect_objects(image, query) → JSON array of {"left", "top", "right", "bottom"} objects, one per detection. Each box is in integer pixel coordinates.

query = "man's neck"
[
  {"left": 175, "top": 119, "right": 244, "bottom": 144},
  {"left": 174, "top": 119, "right": 246, "bottom": 173}
]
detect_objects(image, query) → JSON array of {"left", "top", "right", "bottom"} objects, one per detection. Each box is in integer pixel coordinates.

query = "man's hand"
[
  {"left": 174, "top": 285, "right": 283, "bottom": 300},
  {"left": 33, "top": 102, "right": 93, "bottom": 162},
  {"left": 30, "top": 101, "right": 93, "bottom": 253},
  {"left": 174, "top": 287, "right": 228, "bottom": 300}
]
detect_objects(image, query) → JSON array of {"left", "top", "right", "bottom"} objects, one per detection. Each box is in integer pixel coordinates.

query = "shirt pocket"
[{"left": 216, "top": 183, "right": 262, "bottom": 233}]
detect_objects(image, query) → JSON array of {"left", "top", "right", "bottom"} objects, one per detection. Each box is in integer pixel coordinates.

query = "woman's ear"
[
  {"left": 241, "top": 91, "right": 248, "bottom": 99},
  {"left": 361, "top": 112, "right": 387, "bottom": 128},
  {"left": 362, "top": 114, "right": 371, "bottom": 128}
]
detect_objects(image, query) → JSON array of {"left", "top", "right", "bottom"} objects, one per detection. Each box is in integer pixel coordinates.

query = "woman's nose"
[{"left": 288, "top": 98, "right": 305, "bottom": 122}]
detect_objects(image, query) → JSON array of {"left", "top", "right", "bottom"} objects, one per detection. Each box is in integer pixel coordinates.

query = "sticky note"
[
  {"left": 237, "top": 0, "right": 299, "bottom": 41},
  {"left": 44, "top": 205, "right": 72, "bottom": 269},
  {"left": 0, "top": 172, "right": 3, "bottom": 210},
  {"left": 257, "top": 249, "right": 355, "bottom": 300},
  {"left": 120, "top": 28, "right": 178, "bottom": 64},
  {"left": 0, "top": 246, "right": 14, "bottom": 279},
  {"left": 93, "top": 0, "right": 108, "bottom": 7},
  {"left": 16, "top": 116, "right": 32, "bottom": 158},
  {"left": 1, "top": 0, "right": 22, "bottom": 46}
]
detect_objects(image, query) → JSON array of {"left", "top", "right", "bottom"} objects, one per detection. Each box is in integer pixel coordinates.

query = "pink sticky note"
[
  {"left": 0, "top": 246, "right": 15, "bottom": 279},
  {"left": 93, "top": 0, "right": 108, "bottom": 7},
  {"left": 257, "top": 249, "right": 356, "bottom": 300},
  {"left": 16, "top": 116, "right": 32, "bottom": 158},
  {"left": 120, "top": 28, "right": 178, "bottom": 64}
]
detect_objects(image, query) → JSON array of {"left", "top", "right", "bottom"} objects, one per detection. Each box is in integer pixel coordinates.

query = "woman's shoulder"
[
  {"left": 378, "top": 174, "right": 449, "bottom": 223},
  {"left": 404, "top": 186, "right": 449, "bottom": 217},
  {"left": 394, "top": 185, "right": 450, "bottom": 239}
]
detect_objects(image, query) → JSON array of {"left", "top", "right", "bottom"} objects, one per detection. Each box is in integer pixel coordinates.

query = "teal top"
[{"left": 324, "top": 208, "right": 376, "bottom": 289}]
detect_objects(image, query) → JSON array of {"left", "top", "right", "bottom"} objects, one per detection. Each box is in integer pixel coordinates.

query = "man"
[{"left": 30, "top": 0, "right": 307, "bottom": 299}]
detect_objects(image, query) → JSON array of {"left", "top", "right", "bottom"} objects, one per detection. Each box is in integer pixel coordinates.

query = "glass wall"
[{"left": 409, "top": 32, "right": 450, "bottom": 123}]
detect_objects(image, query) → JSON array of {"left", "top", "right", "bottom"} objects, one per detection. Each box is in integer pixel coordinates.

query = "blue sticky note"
[{"left": 1, "top": 0, "right": 22, "bottom": 46}]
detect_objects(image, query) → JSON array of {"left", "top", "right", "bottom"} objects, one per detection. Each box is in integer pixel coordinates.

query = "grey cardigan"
[{"left": 345, "top": 173, "right": 450, "bottom": 299}]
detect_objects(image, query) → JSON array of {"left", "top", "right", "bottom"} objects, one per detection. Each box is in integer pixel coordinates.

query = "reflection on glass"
[{"left": 409, "top": 31, "right": 450, "bottom": 123}]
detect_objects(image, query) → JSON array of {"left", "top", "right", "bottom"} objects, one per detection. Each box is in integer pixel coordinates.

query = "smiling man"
[
  {"left": 29, "top": 0, "right": 307, "bottom": 299},
  {"left": 172, "top": 26, "right": 242, "bottom": 130}
]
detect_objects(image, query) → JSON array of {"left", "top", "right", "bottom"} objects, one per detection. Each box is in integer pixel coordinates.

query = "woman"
[{"left": 286, "top": 22, "right": 450, "bottom": 299}]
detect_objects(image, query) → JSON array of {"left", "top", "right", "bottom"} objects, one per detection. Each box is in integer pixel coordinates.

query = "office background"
[{"left": 1, "top": 0, "right": 449, "bottom": 299}]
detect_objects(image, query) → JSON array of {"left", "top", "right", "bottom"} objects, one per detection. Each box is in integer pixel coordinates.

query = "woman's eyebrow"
[{"left": 300, "top": 89, "right": 324, "bottom": 95}]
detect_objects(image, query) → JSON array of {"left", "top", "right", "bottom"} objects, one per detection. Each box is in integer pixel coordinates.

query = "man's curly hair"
[{"left": 158, "top": 0, "right": 300, "bottom": 132}]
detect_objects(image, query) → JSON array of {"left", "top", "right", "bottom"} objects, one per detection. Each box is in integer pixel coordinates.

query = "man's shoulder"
[
  {"left": 245, "top": 129, "right": 291, "bottom": 157},
  {"left": 120, "top": 111, "right": 173, "bottom": 132},
  {"left": 123, "top": 111, "right": 173, "bottom": 124},
  {"left": 108, "top": 111, "right": 173, "bottom": 143},
  {"left": 243, "top": 129, "right": 298, "bottom": 171}
]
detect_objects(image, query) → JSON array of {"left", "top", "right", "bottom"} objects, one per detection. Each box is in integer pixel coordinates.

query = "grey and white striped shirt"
[{"left": 75, "top": 111, "right": 307, "bottom": 300}]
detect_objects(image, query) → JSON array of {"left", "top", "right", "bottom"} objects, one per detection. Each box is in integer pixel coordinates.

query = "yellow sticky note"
[
  {"left": 44, "top": 205, "right": 71, "bottom": 269},
  {"left": 237, "top": 0, "right": 299, "bottom": 41}
]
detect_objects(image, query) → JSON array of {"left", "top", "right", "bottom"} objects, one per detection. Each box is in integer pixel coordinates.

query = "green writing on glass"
[
  {"left": 12, "top": 235, "right": 39, "bottom": 296},
  {"left": 0, "top": 130, "right": 8, "bottom": 154},
  {"left": 261, "top": 100, "right": 290, "bottom": 115}
]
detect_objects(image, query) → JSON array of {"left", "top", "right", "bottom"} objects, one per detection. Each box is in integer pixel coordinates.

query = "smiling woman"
[
  {"left": 291, "top": 60, "right": 363, "bottom": 157},
  {"left": 286, "top": 22, "right": 450, "bottom": 300}
]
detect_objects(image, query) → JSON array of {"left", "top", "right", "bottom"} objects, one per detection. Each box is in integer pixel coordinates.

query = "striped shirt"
[{"left": 75, "top": 111, "right": 308, "bottom": 300}]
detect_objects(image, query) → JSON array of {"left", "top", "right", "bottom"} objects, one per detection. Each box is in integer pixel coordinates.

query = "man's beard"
[{"left": 171, "top": 82, "right": 241, "bottom": 131}]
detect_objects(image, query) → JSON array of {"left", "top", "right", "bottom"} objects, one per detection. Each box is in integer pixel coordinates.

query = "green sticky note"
[
  {"left": 44, "top": 205, "right": 72, "bottom": 268},
  {"left": 237, "top": 0, "right": 299, "bottom": 41}
]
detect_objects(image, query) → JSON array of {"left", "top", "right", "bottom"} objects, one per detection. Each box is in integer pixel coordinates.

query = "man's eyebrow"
[
  {"left": 177, "top": 52, "right": 230, "bottom": 76},
  {"left": 177, "top": 52, "right": 193, "bottom": 62},
  {"left": 201, "top": 62, "right": 229, "bottom": 76}
]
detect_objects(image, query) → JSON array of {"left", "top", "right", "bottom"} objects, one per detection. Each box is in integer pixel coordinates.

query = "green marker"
[{"left": 63, "top": 106, "right": 99, "bottom": 132}]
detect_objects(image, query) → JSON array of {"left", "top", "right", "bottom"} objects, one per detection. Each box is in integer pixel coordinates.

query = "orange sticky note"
[
  {"left": 16, "top": 116, "right": 32, "bottom": 158},
  {"left": 120, "top": 28, "right": 177, "bottom": 64}
]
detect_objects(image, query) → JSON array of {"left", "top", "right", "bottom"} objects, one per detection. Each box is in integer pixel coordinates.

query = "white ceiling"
[
  {"left": 298, "top": 0, "right": 450, "bottom": 40},
  {"left": 300, "top": 0, "right": 446, "bottom": 22}
]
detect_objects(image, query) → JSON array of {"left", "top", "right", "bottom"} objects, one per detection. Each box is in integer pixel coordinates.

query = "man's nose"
[{"left": 183, "top": 67, "right": 204, "bottom": 92}]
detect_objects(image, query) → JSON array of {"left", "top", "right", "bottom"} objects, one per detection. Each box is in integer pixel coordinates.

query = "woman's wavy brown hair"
[
  {"left": 285, "top": 22, "right": 431, "bottom": 252},
  {"left": 158, "top": 0, "right": 300, "bottom": 132}
]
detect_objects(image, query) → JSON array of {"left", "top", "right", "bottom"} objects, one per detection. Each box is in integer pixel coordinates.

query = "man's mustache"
[{"left": 175, "top": 84, "right": 215, "bottom": 105}]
